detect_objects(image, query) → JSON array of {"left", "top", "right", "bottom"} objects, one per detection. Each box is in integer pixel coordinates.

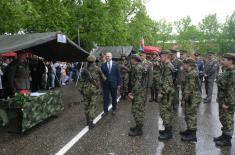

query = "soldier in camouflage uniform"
[
  {"left": 180, "top": 58, "right": 201, "bottom": 142},
  {"left": 128, "top": 54, "right": 145, "bottom": 136},
  {"left": 79, "top": 55, "right": 106, "bottom": 129},
  {"left": 7, "top": 52, "right": 30, "bottom": 95},
  {"left": 158, "top": 50, "right": 175, "bottom": 140},
  {"left": 214, "top": 53, "right": 235, "bottom": 147},
  {"left": 204, "top": 52, "right": 219, "bottom": 103},
  {"left": 149, "top": 51, "right": 161, "bottom": 102},
  {"left": 119, "top": 55, "right": 130, "bottom": 99},
  {"left": 139, "top": 52, "right": 153, "bottom": 102},
  {"left": 170, "top": 49, "right": 183, "bottom": 111}
]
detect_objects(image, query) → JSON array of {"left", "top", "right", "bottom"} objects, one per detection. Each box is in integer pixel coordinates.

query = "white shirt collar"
[{"left": 107, "top": 60, "right": 112, "bottom": 70}]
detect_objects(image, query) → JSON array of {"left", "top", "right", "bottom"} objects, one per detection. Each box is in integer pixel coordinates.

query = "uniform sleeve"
[
  {"left": 98, "top": 67, "right": 106, "bottom": 82},
  {"left": 132, "top": 67, "right": 144, "bottom": 95},
  {"left": 207, "top": 61, "right": 219, "bottom": 77},
  {"left": 183, "top": 73, "right": 194, "bottom": 95},
  {"left": 161, "top": 66, "right": 173, "bottom": 94},
  {"left": 148, "top": 63, "right": 153, "bottom": 87},
  {"left": 225, "top": 71, "right": 235, "bottom": 108},
  {"left": 176, "top": 61, "right": 183, "bottom": 85}
]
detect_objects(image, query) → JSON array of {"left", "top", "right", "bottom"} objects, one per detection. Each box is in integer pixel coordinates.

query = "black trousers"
[{"left": 103, "top": 83, "right": 117, "bottom": 113}]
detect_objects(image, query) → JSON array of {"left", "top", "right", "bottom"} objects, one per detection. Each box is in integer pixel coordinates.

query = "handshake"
[{"left": 128, "top": 93, "right": 134, "bottom": 101}]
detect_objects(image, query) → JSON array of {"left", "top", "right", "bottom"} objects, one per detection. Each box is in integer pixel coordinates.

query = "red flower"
[{"left": 19, "top": 89, "right": 29, "bottom": 95}]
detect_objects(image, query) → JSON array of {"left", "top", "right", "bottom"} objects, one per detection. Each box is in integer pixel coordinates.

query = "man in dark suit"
[{"left": 101, "top": 52, "right": 121, "bottom": 116}]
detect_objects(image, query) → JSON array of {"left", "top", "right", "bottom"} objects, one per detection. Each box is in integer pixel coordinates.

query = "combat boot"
[
  {"left": 149, "top": 98, "right": 155, "bottom": 102},
  {"left": 181, "top": 130, "right": 197, "bottom": 142},
  {"left": 158, "top": 127, "right": 173, "bottom": 141},
  {"left": 179, "top": 129, "right": 190, "bottom": 136},
  {"left": 128, "top": 124, "right": 143, "bottom": 136},
  {"left": 88, "top": 121, "right": 95, "bottom": 129},
  {"left": 159, "top": 129, "right": 166, "bottom": 135},
  {"left": 130, "top": 125, "right": 137, "bottom": 132},
  {"left": 214, "top": 133, "right": 225, "bottom": 142},
  {"left": 215, "top": 134, "right": 232, "bottom": 147}
]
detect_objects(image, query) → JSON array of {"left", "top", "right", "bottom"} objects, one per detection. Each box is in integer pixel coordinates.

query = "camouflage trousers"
[
  {"left": 219, "top": 104, "right": 235, "bottom": 136},
  {"left": 132, "top": 93, "right": 145, "bottom": 125},
  {"left": 120, "top": 74, "right": 129, "bottom": 95},
  {"left": 172, "top": 84, "right": 180, "bottom": 109},
  {"left": 150, "top": 79, "right": 159, "bottom": 100},
  {"left": 84, "top": 94, "right": 98, "bottom": 121},
  {"left": 160, "top": 91, "right": 174, "bottom": 128},
  {"left": 183, "top": 96, "right": 200, "bottom": 130}
]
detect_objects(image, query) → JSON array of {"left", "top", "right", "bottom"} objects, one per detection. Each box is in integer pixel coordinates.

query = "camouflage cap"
[
  {"left": 222, "top": 53, "right": 235, "bottom": 59},
  {"left": 179, "top": 49, "right": 187, "bottom": 55},
  {"left": 131, "top": 54, "right": 141, "bottom": 62},
  {"left": 194, "top": 52, "right": 200, "bottom": 56},
  {"left": 160, "top": 50, "right": 171, "bottom": 56},
  {"left": 183, "top": 58, "right": 195, "bottom": 66},
  {"left": 207, "top": 51, "right": 215, "bottom": 55},
  {"left": 152, "top": 51, "right": 159, "bottom": 55},
  {"left": 170, "top": 49, "right": 178, "bottom": 53},
  {"left": 87, "top": 55, "right": 96, "bottom": 62}
]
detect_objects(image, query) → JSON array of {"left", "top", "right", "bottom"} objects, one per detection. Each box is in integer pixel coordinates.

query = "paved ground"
[{"left": 0, "top": 83, "right": 234, "bottom": 155}]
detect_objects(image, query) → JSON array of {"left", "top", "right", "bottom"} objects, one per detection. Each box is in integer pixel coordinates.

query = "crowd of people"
[
  {"left": 0, "top": 49, "right": 234, "bottom": 147},
  {"left": 0, "top": 53, "right": 82, "bottom": 99},
  {"left": 79, "top": 49, "right": 235, "bottom": 148}
]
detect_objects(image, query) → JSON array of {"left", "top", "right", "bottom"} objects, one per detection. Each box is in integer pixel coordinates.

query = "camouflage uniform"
[
  {"left": 182, "top": 68, "right": 201, "bottom": 131},
  {"left": 213, "top": 53, "right": 235, "bottom": 146},
  {"left": 128, "top": 55, "right": 146, "bottom": 136},
  {"left": 171, "top": 58, "right": 183, "bottom": 110},
  {"left": 217, "top": 67, "right": 235, "bottom": 137},
  {"left": 130, "top": 62, "right": 145, "bottom": 126},
  {"left": 7, "top": 58, "right": 30, "bottom": 93},
  {"left": 119, "top": 58, "right": 130, "bottom": 98},
  {"left": 159, "top": 62, "right": 175, "bottom": 129},
  {"left": 79, "top": 58, "right": 106, "bottom": 126},
  {"left": 151, "top": 58, "right": 161, "bottom": 101},
  {"left": 142, "top": 59, "right": 153, "bottom": 102},
  {"left": 204, "top": 58, "right": 219, "bottom": 103}
]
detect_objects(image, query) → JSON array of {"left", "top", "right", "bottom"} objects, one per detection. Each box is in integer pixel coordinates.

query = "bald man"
[{"left": 101, "top": 52, "right": 121, "bottom": 116}]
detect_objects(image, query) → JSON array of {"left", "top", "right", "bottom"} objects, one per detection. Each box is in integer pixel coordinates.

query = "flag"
[{"left": 140, "top": 37, "right": 145, "bottom": 52}]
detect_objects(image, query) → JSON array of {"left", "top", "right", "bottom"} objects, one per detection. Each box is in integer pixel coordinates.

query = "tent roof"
[
  {"left": 91, "top": 46, "right": 133, "bottom": 58},
  {"left": 0, "top": 32, "right": 89, "bottom": 62}
]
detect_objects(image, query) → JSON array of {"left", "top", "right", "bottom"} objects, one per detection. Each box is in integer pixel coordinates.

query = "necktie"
[{"left": 108, "top": 62, "right": 111, "bottom": 73}]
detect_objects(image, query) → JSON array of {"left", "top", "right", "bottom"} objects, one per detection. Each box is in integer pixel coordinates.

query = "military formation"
[{"left": 79, "top": 50, "right": 235, "bottom": 147}]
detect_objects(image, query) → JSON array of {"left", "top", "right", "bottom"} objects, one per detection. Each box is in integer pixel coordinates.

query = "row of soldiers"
[
  {"left": 125, "top": 50, "right": 202, "bottom": 142},
  {"left": 127, "top": 50, "right": 235, "bottom": 147},
  {"left": 79, "top": 50, "right": 235, "bottom": 147}
]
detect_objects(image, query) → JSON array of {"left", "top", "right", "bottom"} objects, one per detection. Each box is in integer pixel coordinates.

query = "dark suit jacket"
[{"left": 101, "top": 61, "right": 121, "bottom": 88}]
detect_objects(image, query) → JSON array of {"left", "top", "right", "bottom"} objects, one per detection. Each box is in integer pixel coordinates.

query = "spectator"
[{"left": 0, "top": 61, "right": 3, "bottom": 98}]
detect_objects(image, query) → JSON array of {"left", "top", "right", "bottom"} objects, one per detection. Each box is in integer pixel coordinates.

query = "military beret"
[
  {"left": 170, "top": 49, "right": 178, "bottom": 53},
  {"left": 222, "top": 53, "right": 235, "bottom": 59},
  {"left": 183, "top": 58, "right": 195, "bottom": 65},
  {"left": 131, "top": 54, "right": 141, "bottom": 62},
  {"left": 160, "top": 50, "right": 171, "bottom": 55},
  {"left": 87, "top": 55, "right": 96, "bottom": 62},
  {"left": 207, "top": 51, "right": 215, "bottom": 55}
]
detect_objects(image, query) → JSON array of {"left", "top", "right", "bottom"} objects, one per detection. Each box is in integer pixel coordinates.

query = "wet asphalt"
[{"left": 0, "top": 84, "right": 235, "bottom": 155}]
